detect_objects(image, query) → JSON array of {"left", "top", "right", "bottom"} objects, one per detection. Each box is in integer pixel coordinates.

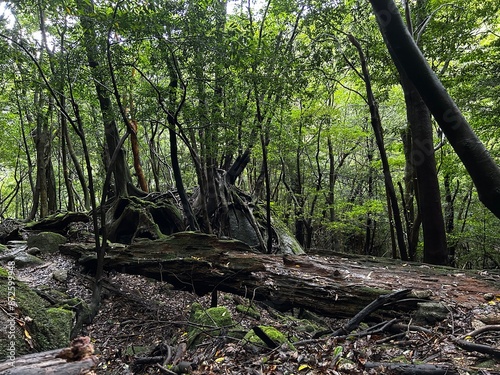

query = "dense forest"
[{"left": 0, "top": 0, "right": 499, "bottom": 268}]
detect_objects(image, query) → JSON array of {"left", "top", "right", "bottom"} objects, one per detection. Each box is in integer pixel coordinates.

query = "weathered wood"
[
  {"left": 62, "top": 232, "right": 420, "bottom": 318},
  {"left": 60, "top": 232, "right": 500, "bottom": 319},
  {"left": 454, "top": 338, "right": 500, "bottom": 358},
  {"left": 0, "top": 349, "right": 97, "bottom": 375},
  {"left": 26, "top": 212, "right": 90, "bottom": 233}
]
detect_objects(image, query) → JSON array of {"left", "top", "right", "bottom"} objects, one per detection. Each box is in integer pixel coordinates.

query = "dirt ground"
[{"left": 11, "top": 248, "right": 500, "bottom": 375}]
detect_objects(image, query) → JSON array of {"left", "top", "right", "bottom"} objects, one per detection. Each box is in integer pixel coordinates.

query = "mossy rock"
[
  {"left": 46, "top": 308, "right": 73, "bottom": 344},
  {"left": 271, "top": 217, "right": 305, "bottom": 255},
  {"left": 13, "top": 253, "right": 45, "bottom": 268},
  {"left": 415, "top": 302, "right": 449, "bottom": 324},
  {"left": 242, "top": 325, "right": 295, "bottom": 350},
  {"left": 278, "top": 312, "right": 326, "bottom": 334},
  {"left": 27, "top": 232, "right": 67, "bottom": 253},
  {"left": 0, "top": 244, "right": 7, "bottom": 253},
  {"left": 188, "top": 304, "right": 236, "bottom": 347},
  {"left": 0, "top": 267, "right": 73, "bottom": 360}
]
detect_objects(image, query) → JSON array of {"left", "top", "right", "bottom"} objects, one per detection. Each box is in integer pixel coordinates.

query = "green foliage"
[{"left": 0, "top": 0, "right": 498, "bottom": 267}]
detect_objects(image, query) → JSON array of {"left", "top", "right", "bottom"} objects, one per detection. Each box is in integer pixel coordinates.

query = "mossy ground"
[
  {"left": 242, "top": 325, "right": 295, "bottom": 350},
  {"left": 0, "top": 267, "right": 73, "bottom": 360},
  {"left": 188, "top": 304, "right": 238, "bottom": 347}
]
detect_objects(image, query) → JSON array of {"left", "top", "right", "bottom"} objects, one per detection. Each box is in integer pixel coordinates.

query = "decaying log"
[
  {"left": 0, "top": 336, "right": 97, "bottom": 375},
  {"left": 26, "top": 212, "right": 90, "bottom": 233},
  {"left": 0, "top": 349, "right": 97, "bottom": 375},
  {"left": 454, "top": 338, "right": 500, "bottom": 358},
  {"left": 60, "top": 231, "right": 499, "bottom": 319},
  {"left": 62, "top": 232, "right": 423, "bottom": 318}
]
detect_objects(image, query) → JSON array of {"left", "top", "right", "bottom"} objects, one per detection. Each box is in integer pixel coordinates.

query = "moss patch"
[
  {"left": 243, "top": 326, "right": 295, "bottom": 350},
  {"left": 0, "top": 267, "right": 9, "bottom": 278},
  {"left": 188, "top": 305, "right": 235, "bottom": 347},
  {"left": 0, "top": 271, "right": 73, "bottom": 360},
  {"left": 236, "top": 304, "right": 261, "bottom": 320},
  {"left": 46, "top": 308, "right": 73, "bottom": 345}
]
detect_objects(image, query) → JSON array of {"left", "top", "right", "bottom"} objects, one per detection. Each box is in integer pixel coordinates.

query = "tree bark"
[
  {"left": 63, "top": 232, "right": 416, "bottom": 318},
  {"left": 444, "top": 174, "right": 456, "bottom": 267},
  {"left": 399, "top": 0, "right": 448, "bottom": 265},
  {"left": 165, "top": 56, "right": 199, "bottom": 231},
  {"left": 62, "top": 231, "right": 499, "bottom": 320},
  {"left": 401, "top": 75, "right": 448, "bottom": 265},
  {"left": 368, "top": 0, "right": 500, "bottom": 219},
  {"left": 76, "top": 0, "right": 139, "bottom": 198},
  {"left": 348, "top": 34, "right": 408, "bottom": 261}
]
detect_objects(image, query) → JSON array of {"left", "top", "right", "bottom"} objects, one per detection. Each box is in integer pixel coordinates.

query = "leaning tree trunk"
[
  {"left": 368, "top": 0, "right": 500, "bottom": 220},
  {"left": 348, "top": 34, "right": 409, "bottom": 261},
  {"left": 165, "top": 55, "right": 199, "bottom": 231}
]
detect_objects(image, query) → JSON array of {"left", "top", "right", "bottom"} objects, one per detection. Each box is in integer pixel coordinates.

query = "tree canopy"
[{"left": 0, "top": 0, "right": 499, "bottom": 268}]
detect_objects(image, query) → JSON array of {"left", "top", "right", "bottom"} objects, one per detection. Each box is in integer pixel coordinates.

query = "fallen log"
[
  {"left": 453, "top": 338, "right": 500, "bottom": 358},
  {"left": 62, "top": 232, "right": 422, "bottom": 318},
  {"left": 0, "top": 339, "right": 97, "bottom": 375},
  {"left": 60, "top": 231, "right": 499, "bottom": 318}
]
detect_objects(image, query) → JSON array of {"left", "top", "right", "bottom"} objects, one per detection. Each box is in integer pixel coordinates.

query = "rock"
[
  {"left": 483, "top": 293, "right": 495, "bottom": 301},
  {"left": 45, "top": 308, "right": 73, "bottom": 344},
  {"left": 236, "top": 304, "right": 261, "bottom": 320},
  {"left": 6, "top": 240, "right": 27, "bottom": 248},
  {"left": 26, "top": 247, "right": 41, "bottom": 255},
  {"left": 27, "top": 232, "right": 67, "bottom": 253},
  {"left": 13, "top": 253, "right": 45, "bottom": 268},
  {"left": 52, "top": 269, "right": 68, "bottom": 283},
  {"left": 228, "top": 209, "right": 261, "bottom": 247},
  {"left": 270, "top": 216, "right": 305, "bottom": 255},
  {"left": 415, "top": 302, "right": 449, "bottom": 324}
]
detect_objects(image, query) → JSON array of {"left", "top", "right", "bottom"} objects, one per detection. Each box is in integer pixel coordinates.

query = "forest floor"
[{"left": 11, "top": 247, "right": 500, "bottom": 375}]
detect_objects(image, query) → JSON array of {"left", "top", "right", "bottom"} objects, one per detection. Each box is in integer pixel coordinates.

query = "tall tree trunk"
[
  {"left": 260, "top": 125, "right": 273, "bottom": 253},
  {"left": 146, "top": 121, "right": 162, "bottom": 192},
  {"left": 166, "top": 57, "right": 199, "bottom": 231},
  {"left": 348, "top": 34, "right": 408, "bottom": 261},
  {"left": 400, "top": 129, "right": 418, "bottom": 260},
  {"left": 76, "top": 0, "right": 138, "bottom": 198},
  {"left": 444, "top": 174, "right": 456, "bottom": 267},
  {"left": 61, "top": 106, "right": 90, "bottom": 210},
  {"left": 364, "top": 137, "right": 375, "bottom": 255},
  {"left": 368, "top": 0, "right": 500, "bottom": 219},
  {"left": 402, "top": 76, "right": 448, "bottom": 265},
  {"left": 129, "top": 119, "right": 149, "bottom": 192},
  {"left": 400, "top": 0, "right": 448, "bottom": 265},
  {"left": 327, "top": 135, "right": 336, "bottom": 223},
  {"left": 32, "top": 91, "right": 52, "bottom": 219},
  {"left": 15, "top": 84, "right": 36, "bottom": 218},
  {"left": 292, "top": 121, "right": 305, "bottom": 246},
  {"left": 61, "top": 117, "right": 75, "bottom": 212}
]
